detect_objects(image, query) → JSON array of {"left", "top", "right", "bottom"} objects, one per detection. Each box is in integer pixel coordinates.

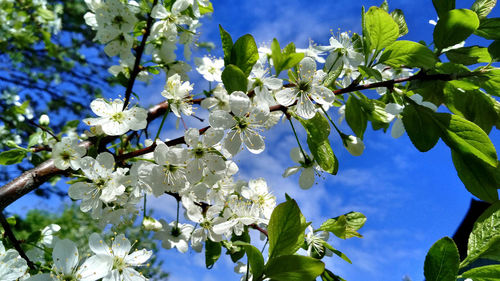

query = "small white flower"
[
  {"left": 283, "top": 147, "right": 320, "bottom": 189},
  {"left": 52, "top": 136, "right": 86, "bottom": 170},
  {"left": 195, "top": 56, "right": 224, "bottom": 82},
  {"left": 209, "top": 91, "right": 269, "bottom": 155},
  {"left": 275, "top": 57, "right": 335, "bottom": 119},
  {"left": 385, "top": 94, "right": 437, "bottom": 138},
  {"left": 0, "top": 241, "right": 28, "bottom": 281},
  {"left": 88, "top": 233, "right": 152, "bottom": 281},
  {"left": 83, "top": 98, "right": 147, "bottom": 136},
  {"left": 155, "top": 220, "right": 194, "bottom": 253},
  {"left": 161, "top": 73, "right": 194, "bottom": 117}
]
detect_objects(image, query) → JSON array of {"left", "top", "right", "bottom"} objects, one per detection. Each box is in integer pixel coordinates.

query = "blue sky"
[{"left": 6, "top": 1, "right": 500, "bottom": 281}]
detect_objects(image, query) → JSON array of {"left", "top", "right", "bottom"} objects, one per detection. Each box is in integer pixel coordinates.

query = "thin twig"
[{"left": 0, "top": 212, "right": 36, "bottom": 270}]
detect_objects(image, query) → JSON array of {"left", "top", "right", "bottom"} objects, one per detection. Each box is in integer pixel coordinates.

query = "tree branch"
[{"left": 122, "top": 0, "right": 159, "bottom": 110}]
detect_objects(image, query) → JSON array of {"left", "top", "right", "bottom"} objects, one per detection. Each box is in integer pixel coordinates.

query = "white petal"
[
  {"left": 77, "top": 255, "right": 112, "bottom": 281},
  {"left": 264, "top": 77, "right": 283, "bottom": 90},
  {"left": 229, "top": 91, "right": 251, "bottom": 117},
  {"left": 283, "top": 166, "right": 301, "bottom": 178},
  {"left": 224, "top": 130, "right": 242, "bottom": 156},
  {"left": 242, "top": 130, "right": 265, "bottom": 154},
  {"left": 124, "top": 249, "right": 152, "bottom": 266},
  {"left": 311, "top": 86, "right": 335, "bottom": 105},
  {"left": 202, "top": 127, "right": 224, "bottom": 147},
  {"left": 90, "top": 98, "right": 113, "bottom": 117},
  {"left": 209, "top": 110, "right": 236, "bottom": 129},
  {"left": 385, "top": 103, "right": 404, "bottom": 116},
  {"left": 184, "top": 128, "right": 200, "bottom": 147},
  {"left": 391, "top": 118, "right": 405, "bottom": 138},
  {"left": 299, "top": 168, "right": 315, "bottom": 189},
  {"left": 296, "top": 94, "right": 316, "bottom": 119},
  {"left": 53, "top": 239, "right": 78, "bottom": 275},
  {"left": 151, "top": 4, "right": 168, "bottom": 18},
  {"left": 290, "top": 147, "right": 305, "bottom": 163},
  {"left": 299, "top": 57, "right": 317, "bottom": 82},
  {"left": 275, "top": 88, "right": 298, "bottom": 106},
  {"left": 88, "top": 233, "right": 110, "bottom": 256}
]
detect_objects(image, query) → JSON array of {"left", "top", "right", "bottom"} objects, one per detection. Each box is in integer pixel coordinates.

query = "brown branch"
[
  {"left": 250, "top": 223, "right": 268, "bottom": 237},
  {"left": 122, "top": 0, "right": 159, "bottom": 110},
  {"left": 0, "top": 212, "right": 35, "bottom": 270}
]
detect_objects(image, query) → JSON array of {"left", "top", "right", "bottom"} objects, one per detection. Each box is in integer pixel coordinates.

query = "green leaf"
[
  {"left": 488, "top": 40, "right": 500, "bottom": 62},
  {"left": 199, "top": 2, "right": 213, "bottom": 15},
  {"left": 463, "top": 201, "right": 500, "bottom": 267},
  {"left": 271, "top": 39, "right": 304, "bottom": 76},
  {"left": 451, "top": 151, "right": 499, "bottom": 203},
  {"left": 308, "top": 138, "right": 339, "bottom": 175},
  {"left": 28, "top": 131, "right": 43, "bottom": 148},
  {"left": 379, "top": 40, "right": 437, "bottom": 69},
  {"left": 432, "top": 113, "right": 498, "bottom": 167},
  {"left": 345, "top": 95, "right": 368, "bottom": 139},
  {"left": 321, "top": 241, "right": 352, "bottom": 264},
  {"left": 475, "top": 18, "right": 500, "bottom": 40},
  {"left": 233, "top": 242, "right": 265, "bottom": 279},
  {"left": 433, "top": 9, "right": 480, "bottom": 51},
  {"left": 321, "top": 269, "right": 346, "bottom": 281},
  {"left": 265, "top": 255, "right": 325, "bottom": 281},
  {"left": 219, "top": 25, "right": 233, "bottom": 66},
  {"left": 470, "top": 68, "right": 500, "bottom": 97},
  {"left": 267, "top": 199, "right": 307, "bottom": 258},
  {"left": 298, "top": 113, "right": 338, "bottom": 175},
  {"left": 228, "top": 230, "right": 250, "bottom": 262},
  {"left": 445, "top": 46, "right": 492, "bottom": 65},
  {"left": 471, "top": 0, "right": 497, "bottom": 19},
  {"left": 462, "top": 265, "right": 500, "bottom": 281},
  {"left": 318, "top": 212, "right": 366, "bottom": 239},
  {"left": 364, "top": 6, "right": 400, "bottom": 53},
  {"left": 205, "top": 239, "right": 221, "bottom": 269},
  {"left": 432, "top": 0, "right": 455, "bottom": 18},
  {"left": 298, "top": 112, "right": 330, "bottom": 141},
  {"left": 443, "top": 81, "right": 497, "bottom": 133},
  {"left": 424, "top": 237, "right": 460, "bottom": 281},
  {"left": 230, "top": 34, "right": 258, "bottom": 77},
  {"left": 402, "top": 104, "right": 441, "bottom": 152},
  {"left": 221, "top": 64, "right": 248, "bottom": 94},
  {"left": 358, "top": 65, "right": 382, "bottom": 81},
  {"left": 0, "top": 149, "right": 27, "bottom": 165},
  {"left": 390, "top": 9, "right": 409, "bottom": 37}
]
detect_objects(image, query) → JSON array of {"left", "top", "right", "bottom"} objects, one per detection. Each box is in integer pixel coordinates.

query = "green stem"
[
  {"left": 154, "top": 108, "right": 169, "bottom": 141},
  {"left": 319, "top": 105, "right": 344, "bottom": 138},
  {"left": 288, "top": 118, "right": 308, "bottom": 160},
  {"left": 143, "top": 194, "right": 147, "bottom": 218}
]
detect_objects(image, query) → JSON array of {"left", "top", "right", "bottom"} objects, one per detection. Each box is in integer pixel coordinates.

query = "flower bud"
[
  {"left": 343, "top": 135, "right": 365, "bottom": 156},
  {"left": 4, "top": 140, "right": 18, "bottom": 148},
  {"left": 39, "top": 114, "right": 50, "bottom": 126},
  {"left": 142, "top": 216, "right": 162, "bottom": 231}
]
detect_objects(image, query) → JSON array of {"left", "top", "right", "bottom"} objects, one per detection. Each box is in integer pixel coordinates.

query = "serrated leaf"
[
  {"left": 345, "top": 95, "right": 368, "bottom": 139},
  {"left": 462, "top": 201, "right": 500, "bottom": 267},
  {"left": 434, "top": 9, "right": 480, "bottom": 51},
  {"left": 230, "top": 34, "right": 258, "bottom": 77},
  {"left": 0, "top": 149, "right": 27, "bottom": 165},
  {"left": 443, "top": 81, "right": 497, "bottom": 133},
  {"left": 265, "top": 255, "right": 325, "bottom": 281},
  {"left": 471, "top": 0, "right": 497, "bottom": 19},
  {"left": 219, "top": 25, "right": 233, "bottom": 66},
  {"left": 432, "top": 0, "right": 455, "bottom": 18},
  {"left": 391, "top": 9, "right": 408, "bottom": 37},
  {"left": 475, "top": 18, "right": 500, "bottom": 40},
  {"left": 205, "top": 239, "right": 221, "bottom": 269},
  {"left": 379, "top": 40, "right": 437, "bottom": 69},
  {"left": 451, "top": 151, "right": 499, "bottom": 203},
  {"left": 28, "top": 131, "right": 43, "bottom": 148},
  {"left": 364, "top": 6, "right": 400, "bottom": 53},
  {"left": 446, "top": 46, "right": 492, "bottom": 65},
  {"left": 424, "top": 237, "right": 459, "bottom": 281},
  {"left": 221, "top": 64, "right": 248, "bottom": 94},
  {"left": 432, "top": 113, "right": 498, "bottom": 167},
  {"left": 401, "top": 104, "right": 440, "bottom": 152},
  {"left": 318, "top": 212, "right": 366, "bottom": 239},
  {"left": 268, "top": 199, "right": 307, "bottom": 258},
  {"left": 462, "top": 265, "right": 500, "bottom": 281}
]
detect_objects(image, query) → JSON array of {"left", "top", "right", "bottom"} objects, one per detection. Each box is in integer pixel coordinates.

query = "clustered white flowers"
[{"left": 6, "top": 0, "right": 439, "bottom": 279}]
